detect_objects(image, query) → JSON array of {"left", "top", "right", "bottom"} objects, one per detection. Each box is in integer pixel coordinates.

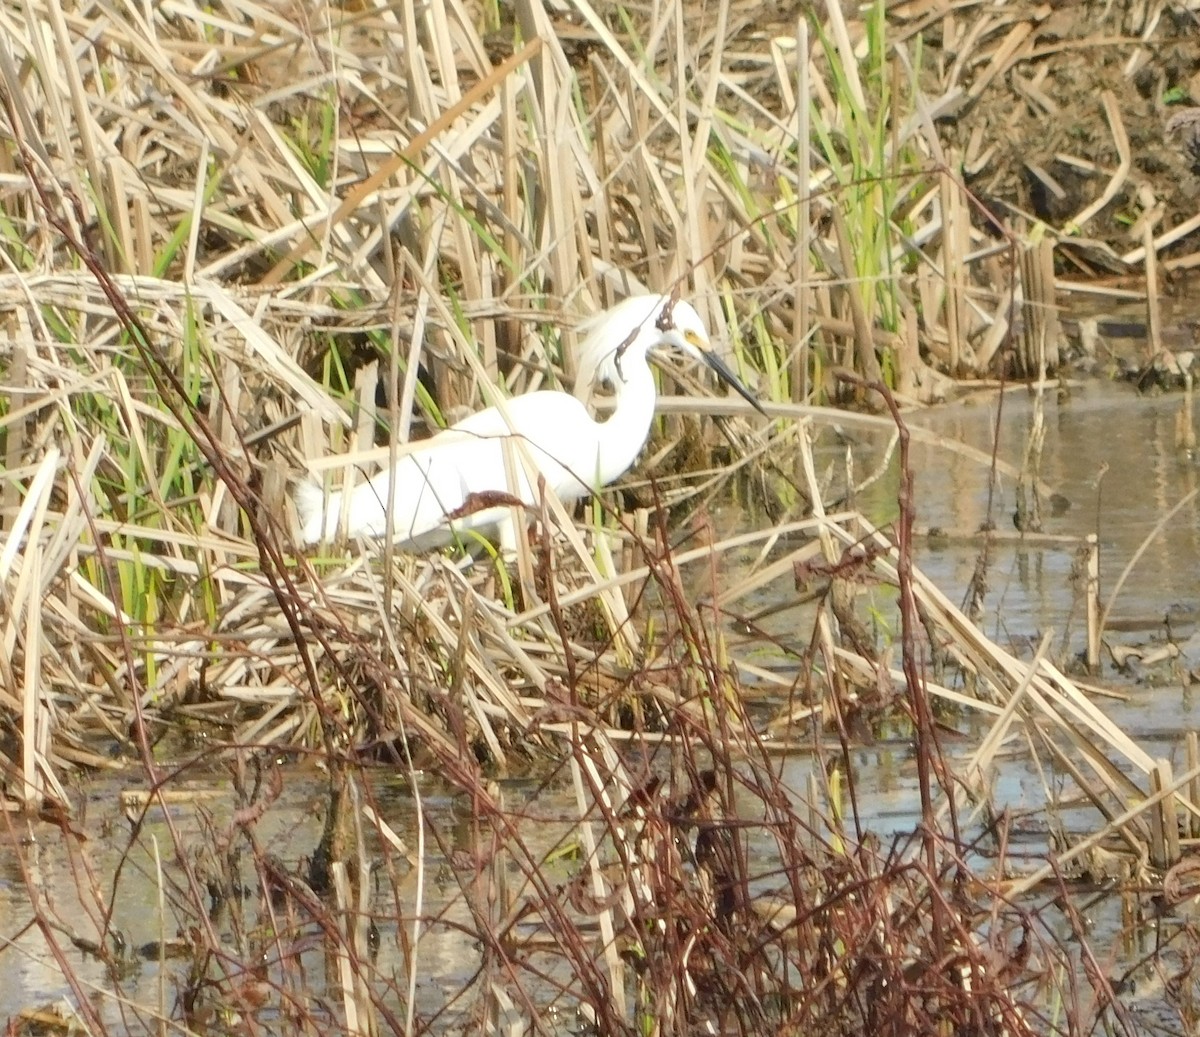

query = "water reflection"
[
  {"left": 905, "top": 381, "right": 1200, "bottom": 630},
  {"left": 722, "top": 381, "right": 1200, "bottom": 715},
  {"left": 7, "top": 382, "right": 1200, "bottom": 1028}
]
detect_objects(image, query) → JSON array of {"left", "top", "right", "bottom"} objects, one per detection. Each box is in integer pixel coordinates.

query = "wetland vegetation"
[{"left": 3, "top": 0, "right": 1200, "bottom": 1033}]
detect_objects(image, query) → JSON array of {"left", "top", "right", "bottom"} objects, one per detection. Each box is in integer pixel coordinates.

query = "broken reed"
[
  {"left": 9, "top": 479, "right": 1131, "bottom": 1037},
  {"left": 0, "top": 0, "right": 1183, "bottom": 903},
  {"left": 0, "top": 0, "right": 928, "bottom": 776}
]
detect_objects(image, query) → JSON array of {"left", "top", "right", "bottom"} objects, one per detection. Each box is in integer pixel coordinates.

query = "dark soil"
[{"left": 902, "top": 0, "right": 1200, "bottom": 264}]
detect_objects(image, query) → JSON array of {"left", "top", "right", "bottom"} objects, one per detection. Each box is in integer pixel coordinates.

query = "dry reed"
[{"left": 0, "top": 0, "right": 1196, "bottom": 1033}]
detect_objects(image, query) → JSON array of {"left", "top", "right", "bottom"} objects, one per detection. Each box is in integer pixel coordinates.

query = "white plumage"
[{"left": 295, "top": 294, "right": 758, "bottom": 551}]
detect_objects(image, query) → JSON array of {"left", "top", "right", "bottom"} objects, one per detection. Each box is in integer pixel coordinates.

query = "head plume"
[{"left": 573, "top": 294, "right": 703, "bottom": 401}]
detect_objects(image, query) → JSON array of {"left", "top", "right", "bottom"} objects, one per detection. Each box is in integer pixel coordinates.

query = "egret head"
[{"left": 574, "top": 294, "right": 762, "bottom": 413}]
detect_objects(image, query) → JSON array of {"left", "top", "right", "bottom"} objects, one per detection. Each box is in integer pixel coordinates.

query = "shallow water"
[
  {"left": 907, "top": 381, "right": 1200, "bottom": 640},
  {"left": 716, "top": 379, "right": 1200, "bottom": 736},
  {"left": 6, "top": 379, "right": 1200, "bottom": 1028},
  {"left": 724, "top": 381, "right": 1200, "bottom": 836},
  {"left": 898, "top": 380, "right": 1200, "bottom": 745}
]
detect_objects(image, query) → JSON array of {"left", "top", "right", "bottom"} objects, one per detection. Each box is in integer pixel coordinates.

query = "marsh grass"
[
  {"left": 0, "top": 0, "right": 957, "bottom": 789},
  {"left": 8, "top": 470, "right": 1163, "bottom": 1036},
  {"left": 0, "top": 0, "right": 1194, "bottom": 1032}
]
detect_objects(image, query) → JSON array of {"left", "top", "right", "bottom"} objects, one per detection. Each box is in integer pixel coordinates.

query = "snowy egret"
[{"left": 295, "top": 293, "right": 761, "bottom": 551}]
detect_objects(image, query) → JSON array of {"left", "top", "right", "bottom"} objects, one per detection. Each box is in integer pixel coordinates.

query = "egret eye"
[{"left": 683, "top": 329, "right": 707, "bottom": 349}]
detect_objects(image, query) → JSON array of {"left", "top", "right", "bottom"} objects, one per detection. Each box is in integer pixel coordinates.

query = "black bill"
[{"left": 701, "top": 350, "right": 768, "bottom": 416}]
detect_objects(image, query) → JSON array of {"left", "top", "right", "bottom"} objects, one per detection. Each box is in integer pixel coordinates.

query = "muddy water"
[
  {"left": 905, "top": 379, "right": 1200, "bottom": 742},
  {"left": 5, "top": 380, "right": 1200, "bottom": 1025},
  {"left": 0, "top": 765, "right": 605, "bottom": 1028},
  {"left": 907, "top": 380, "right": 1200, "bottom": 647},
  {"left": 710, "top": 380, "right": 1200, "bottom": 838},
  {"left": 722, "top": 380, "right": 1200, "bottom": 726}
]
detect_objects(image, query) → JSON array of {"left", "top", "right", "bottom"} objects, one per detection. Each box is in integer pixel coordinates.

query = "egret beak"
[{"left": 700, "top": 350, "right": 767, "bottom": 416}]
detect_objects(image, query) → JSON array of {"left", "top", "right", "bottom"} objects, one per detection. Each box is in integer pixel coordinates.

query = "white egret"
[{"left": 295, "top": 293, "right": 761, "bottom": 551}]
